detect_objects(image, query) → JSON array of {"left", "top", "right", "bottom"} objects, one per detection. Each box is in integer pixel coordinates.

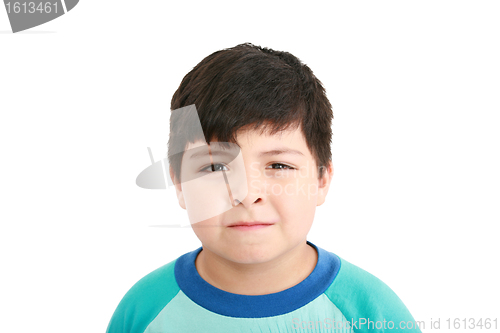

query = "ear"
[
  {"left": 169, "top": 166, "right": 186, "bottom": 210},
  {"left": 317, "top": 161, "right": 333, "bottom": 206}
]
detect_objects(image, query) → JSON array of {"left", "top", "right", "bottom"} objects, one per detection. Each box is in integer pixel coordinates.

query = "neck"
[{"left": 195, "top": 242, "right": 318, "bottom": 295}]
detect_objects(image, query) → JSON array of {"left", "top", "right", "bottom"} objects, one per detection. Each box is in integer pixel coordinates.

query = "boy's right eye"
[{"left": 200, "top": 164, "right": 229, "bottom": 172}]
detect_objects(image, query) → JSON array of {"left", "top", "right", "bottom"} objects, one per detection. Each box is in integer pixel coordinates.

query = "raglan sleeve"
[
  {"left": 105, "top": 260, "right": 180, "bottom": 333},
  {"left": 324, "top": 257, "right": 422, "bottom": 333}
]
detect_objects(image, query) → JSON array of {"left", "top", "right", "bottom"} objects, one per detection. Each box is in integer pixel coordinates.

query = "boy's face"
[{"left": 172, "top": 126, "right": 333, "bottom": 265}]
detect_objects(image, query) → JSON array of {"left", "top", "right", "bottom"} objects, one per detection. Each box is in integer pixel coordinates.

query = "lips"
[{"left": 228, "top": 221, "right": 274, "bottom": 227}]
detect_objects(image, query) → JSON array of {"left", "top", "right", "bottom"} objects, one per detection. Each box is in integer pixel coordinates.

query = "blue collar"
[{"left": 174, "top": 241, "right": 340, "bottom": 318}]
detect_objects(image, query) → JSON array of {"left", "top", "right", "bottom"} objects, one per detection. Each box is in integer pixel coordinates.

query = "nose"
[
  {"left": 237, "top": 193, "right": 263, "bottom": 208},
  {"left": 235, "top": 166, "right": 266, "bottom": 208}
]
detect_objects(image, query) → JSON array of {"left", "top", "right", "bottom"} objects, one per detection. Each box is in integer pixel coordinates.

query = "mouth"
[{"left": 227, "top": 222, "right": 274, "bottom": 230}]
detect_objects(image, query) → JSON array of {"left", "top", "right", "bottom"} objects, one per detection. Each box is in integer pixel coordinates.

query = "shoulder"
[
  {"left": 323, "top": 255, "right": 421, "bottom": 332},
  {"left": 106, "top": 259, "right": 180, "bottom": 333}
]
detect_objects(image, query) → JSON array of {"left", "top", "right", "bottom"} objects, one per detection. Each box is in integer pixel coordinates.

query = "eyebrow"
[
  {"left": 188, "top": 149, "right": 235, "bottom": 160},
  {"left": 187, "top": 147, "right": 305, "bottom": 159},
  {"left": 258, "top": 148, "right": 304, "bottom": 157}
]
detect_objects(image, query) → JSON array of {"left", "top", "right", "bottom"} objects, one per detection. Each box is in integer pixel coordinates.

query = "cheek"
[
  {"left": 182, "top": 177, "right": 234, "bottom": 224},
  {"left": 273, "top": 178, "right": 318, "bottom": 229},
  {"left": 190, "top": 215, "right": 222, "bottom": 244},
  {"left": 278, "top": 176, "right": 319, "bottom": 205},
  {"left": 191, "top": 222, "right": 211, "bottom": 243}
]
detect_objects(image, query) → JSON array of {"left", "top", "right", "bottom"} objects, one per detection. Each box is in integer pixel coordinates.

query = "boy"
[{"left": 106, "top": 43, "right": 421, "bottom": 332}]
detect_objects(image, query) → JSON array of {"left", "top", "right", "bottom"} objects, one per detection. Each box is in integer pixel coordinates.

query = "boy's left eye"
[{"left": 266, "top": 163, "right": 294, "bottom": 170}]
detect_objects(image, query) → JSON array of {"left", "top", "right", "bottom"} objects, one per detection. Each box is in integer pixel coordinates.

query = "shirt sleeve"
[
  {"left": 105, "top": 260, "right": 180, "bottom": 333},
  {"left": 324, "top": 257, "right": 422, "bottom": 333}
]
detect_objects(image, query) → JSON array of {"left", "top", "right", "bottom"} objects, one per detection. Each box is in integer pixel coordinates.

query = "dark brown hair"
[{"left": 168, "top": 43, "right": 333, "bottom": 181}]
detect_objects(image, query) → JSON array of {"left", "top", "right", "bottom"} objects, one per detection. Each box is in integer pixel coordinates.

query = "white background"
[{"left": 1, "top": 1, "right": 499, "bottom": 332}]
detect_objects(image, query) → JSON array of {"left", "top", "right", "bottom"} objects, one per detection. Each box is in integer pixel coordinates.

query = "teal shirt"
[{"left": 106, "top": 241, "right": 421, "bottom": 332}]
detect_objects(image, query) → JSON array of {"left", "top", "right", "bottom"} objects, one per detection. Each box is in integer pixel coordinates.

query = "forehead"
[
  {"left": 236, "top": 127, "right": 311, "bottom": 157},
  {"left": 185, "top": 126, "right": 312, "bottom": 158}
]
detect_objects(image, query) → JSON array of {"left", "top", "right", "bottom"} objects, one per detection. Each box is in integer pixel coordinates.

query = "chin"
[{"left": 227, "top": 246, "right": 275, "bottom": 264}]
